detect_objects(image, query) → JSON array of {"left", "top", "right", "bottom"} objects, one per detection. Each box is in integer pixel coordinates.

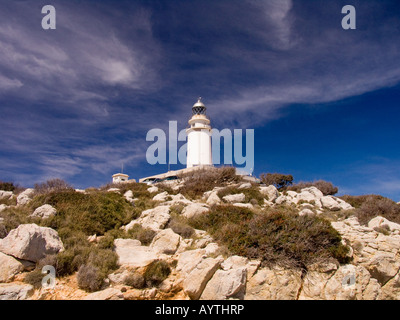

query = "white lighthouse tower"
[{"left": 186, "top": 98, "right": 212, "bottom": 168}]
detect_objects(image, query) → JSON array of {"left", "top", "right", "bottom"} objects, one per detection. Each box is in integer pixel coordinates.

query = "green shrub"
[
  {"left": 144, "top": 260, "right": 171, "bottom": 287},
  {"left": 340, "top": 194, "right": 400, "bottom": 225},
  {"left": 260, "top": 173, "right": 293, "bottom": 191},
  {"left": 189, "top": 205, "right": 349, "bottom": 269},
  {"left": 24, "top": 255, "right": 58, "bottom": 289},
  {"left": 127, "top": 224, "right": 156, "bottom": 245}
]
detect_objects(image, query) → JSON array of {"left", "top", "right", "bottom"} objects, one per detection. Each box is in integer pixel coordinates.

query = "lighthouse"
[{"left": 186, "top": 98, "right": 213, "bottom": 168}]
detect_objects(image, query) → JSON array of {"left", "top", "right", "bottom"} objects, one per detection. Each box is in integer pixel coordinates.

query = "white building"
[
  {"left": 186, "top": 98, "right": 213, "bottom": 168},
  {"left": 112, "top": 173, "right": 129, "bottom": 183}
]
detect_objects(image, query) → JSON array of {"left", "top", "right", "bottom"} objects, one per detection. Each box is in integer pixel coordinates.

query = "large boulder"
[
  {"left": 320, "top": 196, "right": 341, "bottom": 211},
  {"left": 150, "top": 228, "right": 181, "bottom": 254},
  {"left": 206, "top": 192, "right": 221, "bottom": 206},
  {"left": 183, "top": 257, "right": 223, "bottom": 300},
  {"left": 16, "top": 189, "right": 35, "bottom": 206},
  {"left": 0, "top": 283, "right": 34, "bottom": 300},
  {"left": 0, "top": 252, "right": 24, "bottom": 283},
  {"left": 83, "top": 288, "right": 124, "bottom": 300},
  {"left": 201, "top": 257, "right": 247, "bottom": 300},
  {"left": 0, "top": 191, "right": 13, "bottom": 201},
  {"left": 182, "top": 203, "right": 209, "bottom": 219},
  {"left": 259, "top": 185, "right": 279, "bottom": 202},
  {"left": 0, "top": 224, "right": 64, "bottom": 262},
  {"left": 223, "top": 193, "right": 245, "bottom": 204},
  {"left": 368, "top": 216, "right": 400, "bottom": 234},
  {"left": 124, "top": 205, "right": 171, "bottom": 232},
  {"left": 113, "top": 238, "right": 158, "bottom": 268},
  {"left": 30, "top": 204, "right": 57, "bottom": 219}
]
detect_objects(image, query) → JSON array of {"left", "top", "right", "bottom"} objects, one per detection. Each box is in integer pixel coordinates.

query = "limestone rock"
[
  {"left": 366, "top": 254, "right": 400, "bottom": 285},
  {"left": 233, "top": 203, "right": 254, "bottom": 210},
  {"left": 320, "top": 196, "right": 341, "bottom": 211},
  {"left": 176, "top": 249, "right": 207, "bottom": 278},
  {"left": 0, "top": 252, "right": 24, "bottom": 283},
  {"left": 245, "top": 267, "right": 302, "bottom": 300},
  {"left": 16, "top": 188, "right": 34, "bottom": 206},
  {"left": 30, "top": 204, "right": 57, "bottom": 219},
  {"left": 150, "top": 228, "right": 181, "bottom": 254},
  {"left": 182, "top": 203, "right": 209, "bottom": 219},
  {"left": 183, "top": 257, "right": 222, "bottom": 300},
  {"left": 147, "top": 186, "right": 159, "bottom": 193},
  {"left": 259, "top": 185, "right": 279, "bottom": 202},
  {"left": 152, "top": 192, "right": 169, "bottom": 202},
  {"left": 0, "top": 283, "right": 34, "bottom": 300},
  {"left": 238, "top": 183, "right": 252, "bottom": 190},
  {"left": 206, "top": 192, "right": 221, "bottom": 206},
  {"left": 113, "top": 238, "right": 158, "bottom": 268},
  {"left": 368, "top": 216, "right": 400, "bottom": 233},
  {"left": 83, "top": 288, "right": 124, "bottom": 300},
  {"left": 201, "top": 267, "right": 247, "bottom": 300},
  {"left": 0, "top": 224, "right": 64, "bottom": 262},
  {"left": 223, "top": 193, "right": 245, "bottom": 204},
  {"left": 0, "top": 191, "right": 13, "bottom": 200},
  {"left": 124, "top": 205, "right": 171, "bottom": 232}
]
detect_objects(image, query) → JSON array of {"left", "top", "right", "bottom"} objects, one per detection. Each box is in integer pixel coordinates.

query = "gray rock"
[
  {"left": 0, "top": 191, "right": 13, "bottom": 201},
  {"left": 183, "top": 257, "right": 223, "bottom": 300},
  {"left": 0, "top": 224, "right": 64, "bottom": 262},
  {"left": 124, "top": 205, "right": 171, "bottom": 232},
  {"left": 0, "top": 252, "right": 24, "bottom": 283},
  {"left": 152, "top": 191, "right": 169, "bottom": 202},
  {"left": 30, "top": 204, "right": 57, "bottom": 219},
  {"left": 238, "top": 183, "right": 252, "bottom": 190},
  {"left": 16, "top": 188, "right": 34, "bottom": 206},
  {"left": 182, "top": 203, "right": 209, "bottom": 219},
  {"left": 0, "top": 283, "right": 34, "bottom": 300},
  {"left": 150, "top": 228, "right": 181, "bottom": 254},
  {"left": 206, "top": 192, "right": 221, "bottom": 206}
]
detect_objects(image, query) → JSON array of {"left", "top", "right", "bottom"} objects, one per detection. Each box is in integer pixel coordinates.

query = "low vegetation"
[
  {"left": 287, "top": 180, "right": 339, "bottom": 196},
  {"left": 340, "top": 194, "right": 400, "bottom": 225},
  {"left": 260, "top": 173, "right": 293, "bottom": 191},
  {"left": 189, "top": 204, "right": 350, "bottom": 269},
  {"left": 180, "top": 166, "right": 240, "bottom": 199}
]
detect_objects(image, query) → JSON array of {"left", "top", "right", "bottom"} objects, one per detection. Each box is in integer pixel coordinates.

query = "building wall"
[{"left": 187, "top": 128, "right": 212, "bottom": 168}]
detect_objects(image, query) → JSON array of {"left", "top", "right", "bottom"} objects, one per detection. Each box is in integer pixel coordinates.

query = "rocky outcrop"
[
  {"left": 83, "top": 288, "right": 124, "bottom": 300},
  {"left": 0, "top": 252, "right": 24, "bottom": 283},
  {"left": 259, "top": 185, "right": 279, "bottom": 202},
  {"left": 368, "top": 216, "right": 400, "bottom": 234},
  {"left": 152, "top": 191, "right": 169, "bottom": 202},
  {"left": 113, "top": 238, "right": 159, "bottom": 268},
  {"left": 150, "top": 228, "right": 181, "bottom": 254},
  {"left": 0, "top": 283, "right": 34, "bottom": 300},
  {"left": 223, "top": 193, "right": 245, "bottom": 204},
  {"left": 245, "top": 267, "right": 302, "bottom": 300},
  {"left": 183, "top": 257, "right": 223, "bottom": 300},
  {"left": 124, "top": 205, "right": 171, "bottom": 232},
  {"left": 0, "top": 190, "right": 13, "bottom": 201},
  {"left": 0, "top": 224, "right": 64, "bottom": 262},
  {"left": 16, "top": 188, "right": 35, "bottom": 206},
  {"left": 30, "top": 204, "right": 57, "bottom": 219}
]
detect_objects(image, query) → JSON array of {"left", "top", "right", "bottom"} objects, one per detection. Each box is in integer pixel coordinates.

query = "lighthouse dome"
[{"left": 192, "top": 97, "right": 207, "bottom": 115}]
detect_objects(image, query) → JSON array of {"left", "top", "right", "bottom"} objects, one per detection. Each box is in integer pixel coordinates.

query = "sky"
[{"left": 0, "top": 0, "right": 400, "bottom": 200}]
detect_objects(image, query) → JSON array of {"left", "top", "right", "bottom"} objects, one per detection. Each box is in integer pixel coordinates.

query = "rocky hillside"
[{"left": 0, "top": 170, "right": 399, "bottom": 300}]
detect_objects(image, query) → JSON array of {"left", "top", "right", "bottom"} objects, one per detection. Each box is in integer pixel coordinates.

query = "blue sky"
[{"left": 0, "top": 0, "right": 400, "bottom": 200}]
